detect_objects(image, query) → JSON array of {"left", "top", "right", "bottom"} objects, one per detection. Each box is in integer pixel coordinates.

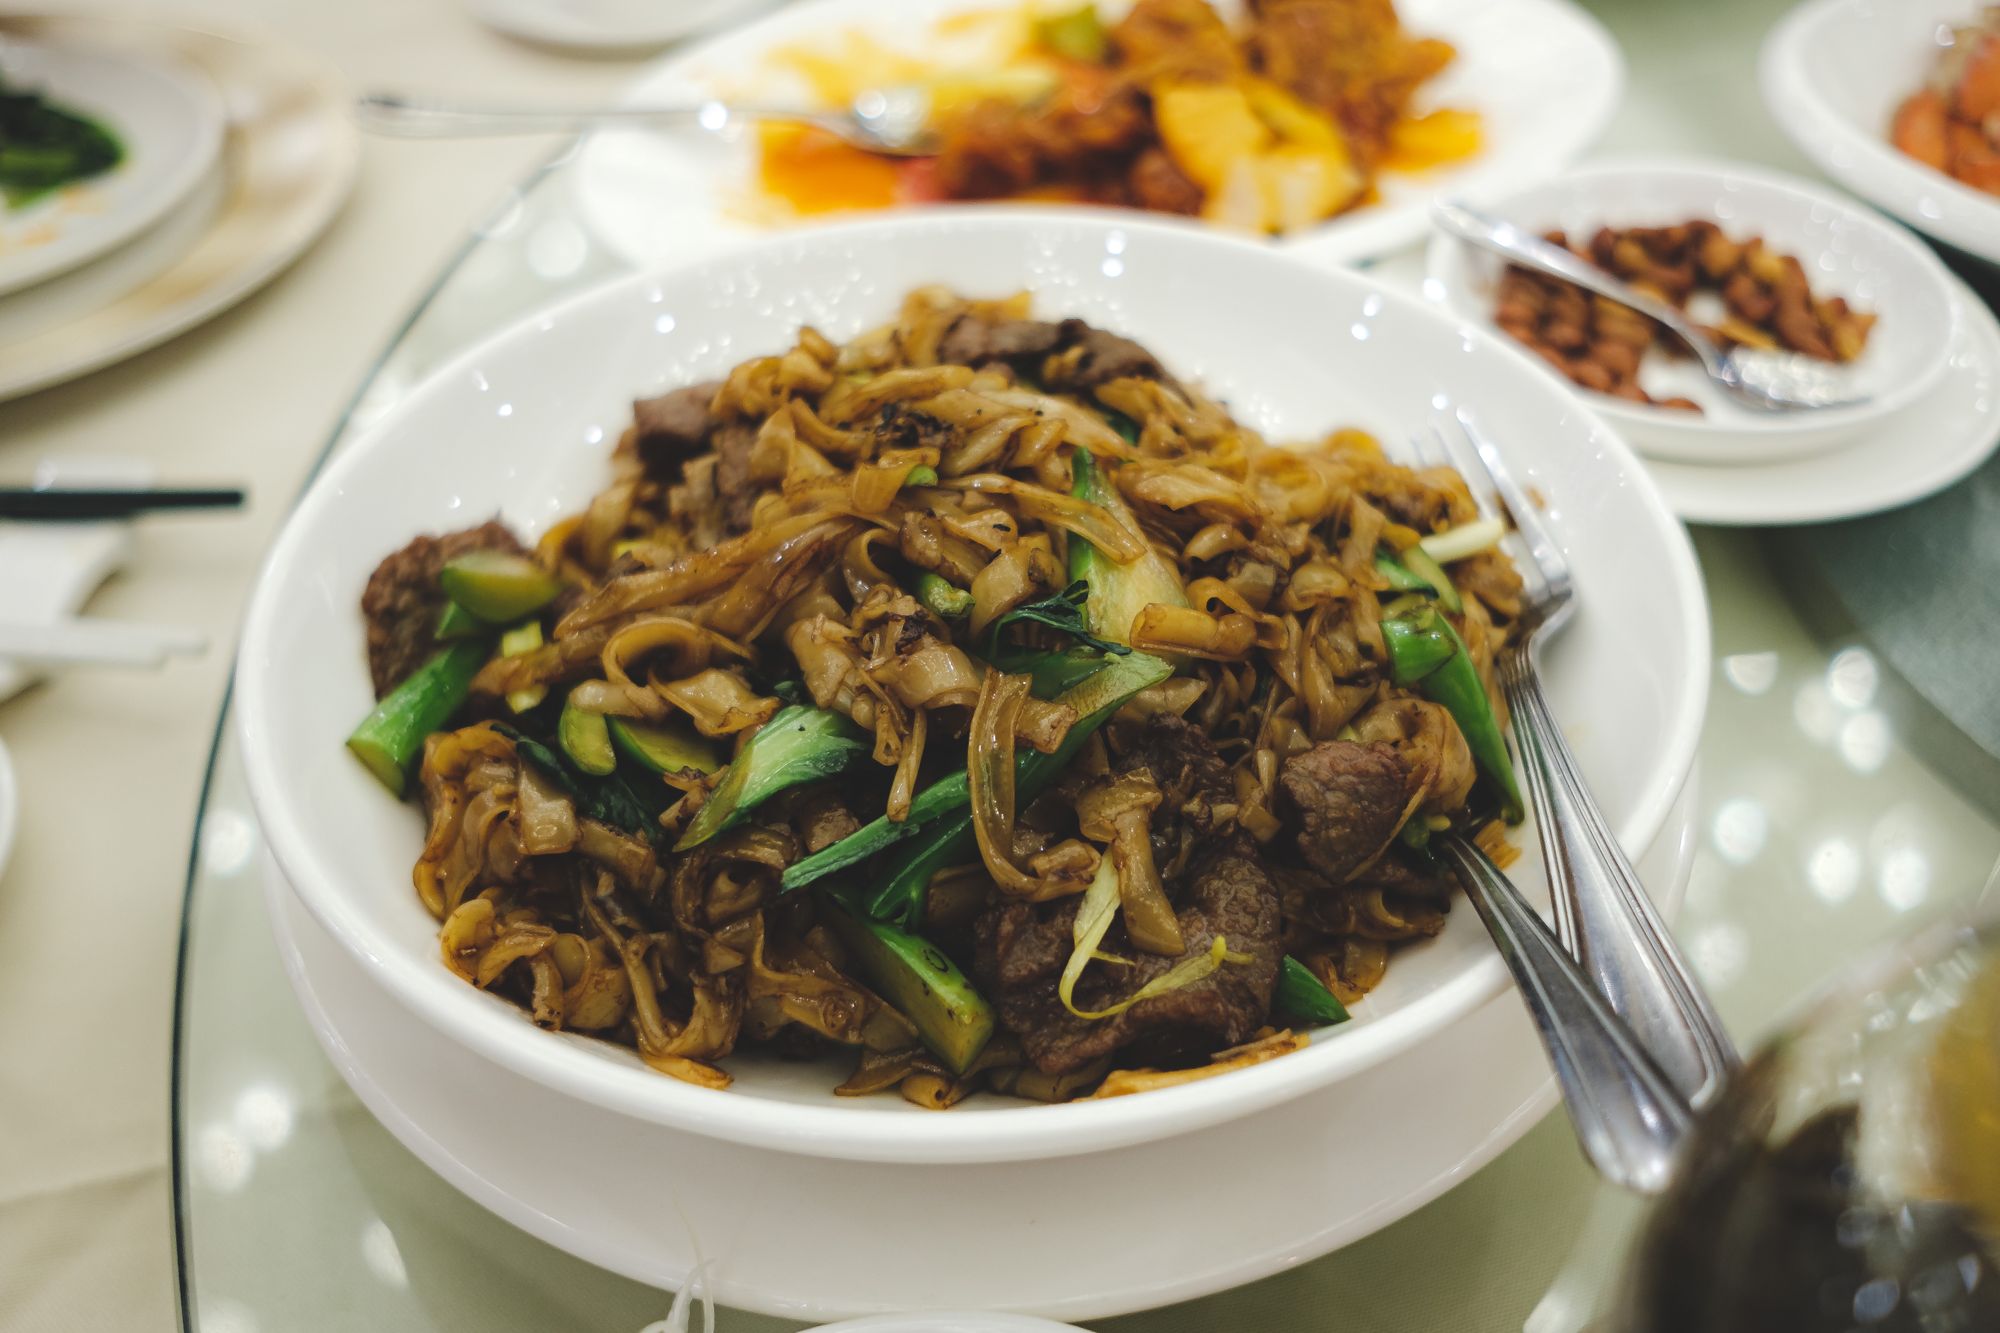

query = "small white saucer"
[
  {"left": 1643, "top": 270, "right": 2000, "bottom": 527},
  {"left": 0, "top": 39, "right": 224, "bottom": 295}
]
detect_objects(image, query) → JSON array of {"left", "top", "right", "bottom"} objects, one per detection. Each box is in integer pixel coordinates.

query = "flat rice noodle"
[
  {"left": 602, "top": 617, "right": 752, "bottom": 722},
  {"left": 658, "top": 668, "right": 778, "bottom": 737},
  {"left": 967, "top": 671, "right": 1043, "bottom": 896},
  {"left": 516, "top": 762, "right": 578, "bottom": 856},
  {"left": 556, "top": 510, "right": 835, "bottom": 636},
  {"left": 1128, "top": 603, "right": 1258, "bottom": 661},
  {"left": 702, "top": 517, "right": 861, "bottom": 641},
  {"left": 821, "top": 365, "right": 975, "bottom": 422},
  {"left": 951, "top": 475, "right": 1144, "bottom": 563},
  {"left": 968, "top": 538, "right": 1063, "bottom": 638}
]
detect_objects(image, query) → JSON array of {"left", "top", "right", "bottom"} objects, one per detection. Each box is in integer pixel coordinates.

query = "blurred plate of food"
[
  {"left": 574, "top": 0, "right": 1623, "bottom": 269},
  {"left": 1633, "top": 262, "right": 2000, "bottom": 525},
  {"left": 1424, "top": 157, "right": 1961, "bottom": 466},
  {"left": 1763, "top": 0, "right": 2000, "bottom": 268},
  {"left": 0, "top": 36, "right": 223, "bottom": 296}
]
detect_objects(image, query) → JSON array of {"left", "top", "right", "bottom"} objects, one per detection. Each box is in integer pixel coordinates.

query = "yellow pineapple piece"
[{"left": 1154, "top": 82, "right": 1271, "bottom": 195}]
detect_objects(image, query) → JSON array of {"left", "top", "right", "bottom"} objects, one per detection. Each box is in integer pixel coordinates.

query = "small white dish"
[
  {"left": 0, "top": 39, "right": 224, "bottom": 296},
  {"left": 467, "top": 0, "right": 777, "bottom": 52},
  {"left": 0, "top": 16, "right": 358, "bottom": 401},
  {"left": 236, "top": 209, "right": 1708, "bottom": 1167},
  {"left": 1642, "top": 266, "right": 2000, "bottom": 526},
  {"left": 1762, "top": 0, "right": 2000, "bottom": 269},
  {"left": 814, "top": 1316, "right": 1085, "bottom": 1332},
  {"left": 1425, "top": 156, "right": 1961, "bottom": 466},
  {"left": 573, "top": 0, "right": 1622, "bottom": 271},
  {"left": 263, "top": 775, "right": 1696, "bottom": 1318}
]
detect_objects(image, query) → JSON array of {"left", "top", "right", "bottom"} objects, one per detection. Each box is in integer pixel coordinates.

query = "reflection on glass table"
[{"left": 1615, "top": 913, "right": 2000, "bottom": 1333}]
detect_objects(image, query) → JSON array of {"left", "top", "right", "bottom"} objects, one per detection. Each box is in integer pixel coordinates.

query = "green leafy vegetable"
[
  {"left": 981, "top": 579, "right": 1131, "bottom": 669},
  {"left": 1275, "top": 956, "right": 1352, "bottom": 1027},
  {"left": 675, "top": 705, "right": 869, "bottom": 849},
  {"left": 346, "top": 640, "right": 491, "bottom": 796},
  {"left": 0, "top": 82, "right": 124, "bottom": 209},
  {"left": 495, "top": 723, "right": 660, "bottom": 836}
]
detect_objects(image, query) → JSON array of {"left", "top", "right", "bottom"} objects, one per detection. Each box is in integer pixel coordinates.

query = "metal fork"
[{"left": 1412, "top": 409, "right": 1738, "bottom": 1110}]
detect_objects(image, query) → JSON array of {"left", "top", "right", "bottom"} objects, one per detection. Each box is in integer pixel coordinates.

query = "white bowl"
[
  {"left": 1763, "top": 0, "right": 2000, "bottom": 269},
  {"left": 1426, "top": 156, "right": 1961, "bottom": 466},
  {"left": 236, "top": 209, "right": 1708, "bottom": 1166}
]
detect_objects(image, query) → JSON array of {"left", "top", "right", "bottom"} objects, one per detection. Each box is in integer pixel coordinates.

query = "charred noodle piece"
[
  {"left": 823, "top": 893, "right": 995, "bottom": 1075},
  {"left": 780, "top": 650, "right": 1174, "bottom": 901},
  {"left": 1275, "top": 955, "right": 1352, "bottom": 1026},
  {"left": 347, "top": 639, "right": 492, "bottom": 795},
  {"left": 1068, "top": 447, "right": 1189, "bottom": 646},
  {"left": 1382, "top": 607, "right": 1524, "bottom": 823},
  {"left": 438, "top": 549, "right": 563, "bottom": 624},
  {"left": 675, "top": 705, "right": 869, "bottom": 849}
]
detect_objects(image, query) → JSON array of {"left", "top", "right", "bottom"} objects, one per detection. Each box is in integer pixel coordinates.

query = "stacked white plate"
[
  {"left": 0, "top": 40, "right": 227, "bottom": 360},
  {"left": 238, "top": 212, "right": 1710, "bottom": 1319},
  {"left": 0, "top": 19, "right": 357, "bottom": 400}
]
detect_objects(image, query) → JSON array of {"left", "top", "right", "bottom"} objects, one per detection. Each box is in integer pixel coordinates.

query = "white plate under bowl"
[
  {"left": 573, "top": 0, "right": 1622, "bottom": 271},
  {"left": 1762, "top": 0, "right": 2000, "bottom": 270},
  {"left": 266, "top": 773, "right": 1699, "bottom": 1319},
  {"left": 1643, "top": 265, "right": 2000, "bottom": 526},
  {"left": 1424, "top": 156, "right": 1960, "bottom": 466},
  {"left": 468, "top": 0, "right": 778, "bottom": 52},
  {"left": 0, "top": 39, "right": 224, "bottom": 296},
  {"left": 235, "top": 209, "right": 1708, "bottom": 1167}
]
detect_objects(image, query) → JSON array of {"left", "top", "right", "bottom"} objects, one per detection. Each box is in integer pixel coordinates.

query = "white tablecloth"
[{"left": 0, "top": 6, "right": 648, "bottom": 1327}]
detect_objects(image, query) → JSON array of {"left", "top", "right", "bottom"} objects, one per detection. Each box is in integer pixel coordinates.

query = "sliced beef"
[
  {"left": 631, "top": 380, "right": 723, "bottom": 475},
  {"left": 937, "top": 315, "right": 1064, "bottom": 368},
  {"left": 1277, "top": 740, "right": 1413, "bottom": 883},
  {"left": 711, "top": 421, "right": 760, "bottom": 534},
  {"left": 360, "top": 519, "right": 527, "bottom": 697},
  {"left": 976, "top": 841, "right": 1282, "bottom": 1074},
  {"left": 934, "top": 314, "right": 1171, "bottom": 392},
  {"left": 1044, "top": 318, "right": 1170, "bottom": 391}
]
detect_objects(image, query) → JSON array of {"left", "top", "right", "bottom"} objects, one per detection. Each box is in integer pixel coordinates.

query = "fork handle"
[
  {"left": 355, "top": 93, "right": 831, "bottom": 139},
  {"left": 1435, "top": 833, "right": 1691, "bottom": 1193},
  {"left": 1503, "top": 655, "right": 1738, "bottom": 1107}
]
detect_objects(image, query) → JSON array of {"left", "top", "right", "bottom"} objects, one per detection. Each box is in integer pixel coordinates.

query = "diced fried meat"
[
  {"left": 976, "top": 842, "right": 1283, "bottom": 1074},
  {"left": 1127, "top": 146, "right": 1205, "bottom": 215},
  {"left": 361, "top": 519, "right": 527, "bottom": 698},
  {"left": 1109, "top": 0, "right": 1245, "bottom": 81},
  {"left": 1277, "top": 740, "right": 1413, "bottom": 883}
]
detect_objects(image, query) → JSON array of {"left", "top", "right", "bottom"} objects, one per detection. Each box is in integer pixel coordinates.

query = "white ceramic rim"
[
  {"left": 0, "top": 40, "right": 224, "bottom": 296},
  {"left": 1761, "top": 0, "right": 2000, "bottom": 268},
  {"left": 468, "top": 0, "right": 777, "bottom": 51},
  {"left": 573, "top": 0, "right": 1625, "bottom": 270},
  {"left": 1644, "top": 267, "right": 2000, "bottom": 525},
  {"left": 238, "top": 209, "right": 1709, "bottom": 1164},
  {"left": 1424, "top": 153, "right": 1961, "bottom": 443}
]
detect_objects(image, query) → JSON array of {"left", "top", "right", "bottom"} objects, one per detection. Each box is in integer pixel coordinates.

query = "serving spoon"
[
  {"left": 1432, "top": 200, "right": 1872, "bottom": 413},
  {"left": 355, "top": 89, "right": 941, "bottom": 157}
]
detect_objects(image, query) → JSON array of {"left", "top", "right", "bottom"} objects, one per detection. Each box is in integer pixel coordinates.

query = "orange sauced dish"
[
  {"left": 753, "top": 0, "right": 1479, "bottom": 234},
  {"left": 1890, "top": 7, "right": 2000, "bottom": 196}
]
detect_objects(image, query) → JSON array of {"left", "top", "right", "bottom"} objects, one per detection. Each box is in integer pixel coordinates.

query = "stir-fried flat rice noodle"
[{"left": 358, "top": 286, "right": 1524, "bottom": 1105}]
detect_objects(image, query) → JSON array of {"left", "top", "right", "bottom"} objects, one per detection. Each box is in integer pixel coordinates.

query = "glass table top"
[{"left": 172, "top": 2, "right": 2000, "bottom": 1329}]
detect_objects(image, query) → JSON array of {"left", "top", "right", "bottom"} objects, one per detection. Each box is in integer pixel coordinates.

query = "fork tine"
[
  {"left": 1446, "top": 409, "right": 1571, "bottom": 597},
  {"left": 1419, "top": 417, "right": 1551, "bottom": 604}
]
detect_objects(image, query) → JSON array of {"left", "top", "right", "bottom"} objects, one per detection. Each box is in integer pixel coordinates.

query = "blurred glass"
[{"left": 1613, "top": 912, "right": 2000, "bottom": 1333}]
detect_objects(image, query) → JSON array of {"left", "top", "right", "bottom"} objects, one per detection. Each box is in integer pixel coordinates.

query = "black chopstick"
[{"left": 0, "top": 487, "right": 247, "bottom": 520}]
